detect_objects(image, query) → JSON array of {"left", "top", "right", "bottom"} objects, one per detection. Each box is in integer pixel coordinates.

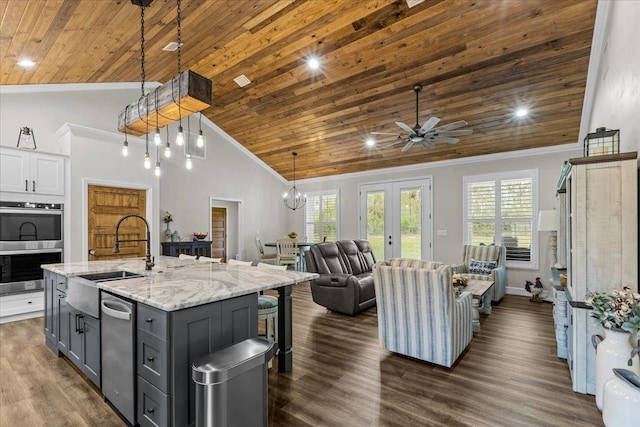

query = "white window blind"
[
  {"left": 305, "top": 190, "right": 339, "bottom": 243},
  {"left": 463, "top": 170, "right": 538, "bottom": 268}
]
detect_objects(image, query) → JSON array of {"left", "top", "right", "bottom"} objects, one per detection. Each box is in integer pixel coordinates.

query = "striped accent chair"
[
  {"left": 452, "top": 245, "right": 506, "bottom": 303},
  {"left": 373, "top": 262, "right": 473, "bottom": 368},
  {"left": 388, "top": 258, "right": 444, "bottom": 270}
]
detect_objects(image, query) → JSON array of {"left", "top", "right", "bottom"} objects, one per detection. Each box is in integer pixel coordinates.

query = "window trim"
[
  {"left": 462, "top": 169, "right": 539, "bottom": 269},
  {"left": 304, "top": 189, "right": 340, "bottom": 243}
]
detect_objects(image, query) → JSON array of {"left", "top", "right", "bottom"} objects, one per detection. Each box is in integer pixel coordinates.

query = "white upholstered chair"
[
  {"left": 373, "top": 262, "right": 473, "bottom": 368},
  {"left": 255, "top": 236, "right": 278, "bottom": 264}
]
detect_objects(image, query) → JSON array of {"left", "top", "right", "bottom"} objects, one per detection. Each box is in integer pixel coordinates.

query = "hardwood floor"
[{"left": 0, "top": 285, "right": 602, "bottom": 426}]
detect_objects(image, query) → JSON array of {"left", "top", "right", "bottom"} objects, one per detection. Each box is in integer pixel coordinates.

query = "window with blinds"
[
  {"left": 463, "top": 170, "right": 538, "bottom": 268},
  {"left": 304, "top": 190, "right": 339, "bottom": 243}
]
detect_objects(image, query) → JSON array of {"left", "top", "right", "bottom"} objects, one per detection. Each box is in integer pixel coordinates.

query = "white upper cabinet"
[{"left": 0, "top": 148, "right": 65, "bottom": 195}]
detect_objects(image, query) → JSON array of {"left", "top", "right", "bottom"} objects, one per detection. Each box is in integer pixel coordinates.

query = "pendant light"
[
  {"left": 283, "top": 152, "right": 306, "bottom": 210},
  {"left": 153, "top": 89, "right": 162, "bottom": 146},
  {"left": 196, "top": 112, "right": 205, "bottom": 148},
  {"left": 185, "top": 115, "right": 193, "bottom": 170},
  {"left": 154, "top": 146, "right": 161, "bottom": 176},
  {"left": 122, "top": 106, "right": 129, "bottom": 157},
  {"left": 163, "top": 126, "right": 171, "bottom": 158}
]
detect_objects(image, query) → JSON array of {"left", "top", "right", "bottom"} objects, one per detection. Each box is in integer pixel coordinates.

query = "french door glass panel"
[{"left": 360, "top": 179, "right": 431, "bottom": 261}]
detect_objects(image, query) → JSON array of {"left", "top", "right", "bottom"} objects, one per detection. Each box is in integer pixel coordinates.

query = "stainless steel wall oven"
[{"left": 0, "top": 201, "right": 63, "bottom": 295}]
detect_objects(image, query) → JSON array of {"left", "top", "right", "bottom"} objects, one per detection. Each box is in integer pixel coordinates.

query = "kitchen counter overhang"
[{"left": 41, "top": 256, "right": 318, "bottom": 311}]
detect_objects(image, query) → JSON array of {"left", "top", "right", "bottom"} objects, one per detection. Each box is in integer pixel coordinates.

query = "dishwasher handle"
[{"left": 101, "top": 300, "right": 132, "bottom": 321}]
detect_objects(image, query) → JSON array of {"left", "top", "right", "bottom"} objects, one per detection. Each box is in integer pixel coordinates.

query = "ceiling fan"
[{"left": 372, "top": 84, "right": 473, "bottom": 152}]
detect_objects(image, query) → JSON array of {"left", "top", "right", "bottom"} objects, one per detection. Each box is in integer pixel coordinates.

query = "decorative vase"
[
  {"left": 602, "top": 369, "right": 640, "bottom": 427},
  {"left": 164, "top": 223, "right": 173, "bottom": 242},
  {"left": 592, "top": 328, "right": 640, "bottom": 411}
]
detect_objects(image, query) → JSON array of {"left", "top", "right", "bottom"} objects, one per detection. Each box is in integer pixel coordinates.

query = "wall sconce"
[{"left": 17, "top": 127, "right": 37, "bottom": 150}]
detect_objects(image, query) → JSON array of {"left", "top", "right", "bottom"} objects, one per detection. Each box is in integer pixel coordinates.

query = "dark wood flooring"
[{"left": 0, "top": 284, "right": 602, "bottom": 426}]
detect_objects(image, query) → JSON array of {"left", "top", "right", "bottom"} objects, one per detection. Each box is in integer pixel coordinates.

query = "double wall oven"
[{"left": 0, "top": 201, "right": 63, "bottom": 295}]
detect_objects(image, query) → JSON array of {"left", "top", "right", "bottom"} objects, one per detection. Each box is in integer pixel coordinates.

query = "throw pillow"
[{"left": 469, "top": 259, "right": 497, "bottom": 275}]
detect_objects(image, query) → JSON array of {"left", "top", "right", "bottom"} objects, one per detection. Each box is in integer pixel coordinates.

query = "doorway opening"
[{"left": 209, "top": 198, "right": 242, "bottom": 261}]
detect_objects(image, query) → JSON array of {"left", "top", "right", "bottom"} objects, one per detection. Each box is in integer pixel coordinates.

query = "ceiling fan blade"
[
  {"left": 419, "top": 117, "right": 440, "bottom": 134},
  {"left": 401, "top": 140, "right": 415, "bottom": 152},
  {"left": 432, "top": 120, "right": 469, "bottom": 132},
  {"left": 395, "top": 121, "right": 416, "bottom": 135},
  {"left": 431, "top": 129, "right": 473, "bottom": 136},
  {"left": 419, "top": 140, "right": 435, "bottom": 149},
  {"left": 371, "top": 131, "right": 401, "bottom": 136},
  {"left": 380, "top": 140, "right": 405, "bottom": 148},
  {"left": 431, "top": 136, "right": 459, "bottom": 144}
]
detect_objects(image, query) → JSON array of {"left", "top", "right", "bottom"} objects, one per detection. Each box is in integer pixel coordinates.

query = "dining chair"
[
  {"left": 276, "top": 238, "right": 299, "bottom": 270},
  {"left": 255, "top": 236, "right": 278, "bottom": 264}
]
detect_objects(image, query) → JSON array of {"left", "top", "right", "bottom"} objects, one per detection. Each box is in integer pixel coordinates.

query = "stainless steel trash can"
[{"left": 192, "top": 338, "right": 277, "bottom": 427}]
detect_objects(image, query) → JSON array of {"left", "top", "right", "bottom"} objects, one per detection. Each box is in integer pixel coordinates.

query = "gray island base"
[{"left": 42, "top": 256, "right": 317, "bottom": 427}]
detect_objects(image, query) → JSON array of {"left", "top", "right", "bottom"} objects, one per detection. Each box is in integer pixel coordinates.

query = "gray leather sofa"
[{"left": 305, "top": 240, "right": 377, "bottom": 315}]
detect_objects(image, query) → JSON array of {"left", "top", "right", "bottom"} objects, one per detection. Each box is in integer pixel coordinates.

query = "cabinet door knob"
[
  {"left": 147, "top": 356, "right": 155, "bottom": 362},
  {"left": 145, "top": 318, "right": 153, "bottom": 323},
  {"left": 147, "top": 408, "right": 155, "bottom": 414}
]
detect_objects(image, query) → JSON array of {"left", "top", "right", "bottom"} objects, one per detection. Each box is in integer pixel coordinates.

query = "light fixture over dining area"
[
  {"left": 283, "top": 152, "right": 307, "bottom": 211},
  {"left": 117, "top": 0, "right": 212, "bottom": 173}
]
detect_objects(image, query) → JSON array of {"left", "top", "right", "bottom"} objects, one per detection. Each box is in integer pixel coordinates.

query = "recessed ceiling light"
[
  {"left": 307, "top": 56, "right": 321, "bottom": 70},
  {"left": 365, "top": 137, "right": 376, "bottom": 148},
  {"left": 18, "top": 59, "right": 35, "bottom": 68},
  {"left": 515, "top": 108, "right": 528, "bottom": 117}
]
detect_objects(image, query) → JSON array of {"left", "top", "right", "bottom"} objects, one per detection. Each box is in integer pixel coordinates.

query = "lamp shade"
[{"left": 537, "top": 209, "right": 558, "bottom": 232}]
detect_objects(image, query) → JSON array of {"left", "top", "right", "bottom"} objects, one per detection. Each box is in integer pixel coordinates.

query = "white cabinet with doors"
[
  {"left": 0, "top": 147, "right": 65, "bottom": 195},
  {"left": 558, "top": 152, "right": 638, "bottom": 394}
]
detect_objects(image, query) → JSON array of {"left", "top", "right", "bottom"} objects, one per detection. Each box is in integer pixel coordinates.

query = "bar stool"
[{"left": 258, "top": 295, "right": 278, "bottom": 368}]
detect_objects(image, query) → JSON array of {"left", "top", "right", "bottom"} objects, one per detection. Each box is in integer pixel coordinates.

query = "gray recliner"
[{"left": 305, "top": 240, "right": 376, "bottom": 315}]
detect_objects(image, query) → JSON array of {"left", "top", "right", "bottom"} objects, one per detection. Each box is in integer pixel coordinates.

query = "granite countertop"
[{"left": 42, "top": 256, "right": 318, "bottom": 311}]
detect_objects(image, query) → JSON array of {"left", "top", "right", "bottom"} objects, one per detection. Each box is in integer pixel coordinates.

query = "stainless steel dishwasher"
[{"left": 101, "top": 292, "right": 136, "bottom": 425}]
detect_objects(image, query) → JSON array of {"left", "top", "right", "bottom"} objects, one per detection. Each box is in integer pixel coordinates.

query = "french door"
[{"left": 359, "top": 178, "right": 432, "bottom": 261}]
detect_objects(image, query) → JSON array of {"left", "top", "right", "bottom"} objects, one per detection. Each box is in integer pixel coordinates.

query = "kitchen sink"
[
  {"left": 67, "top": 271, "right": 143, "bottom": 318},
  {"left": 78, "top": 270, "right": 143, "bottom": 283}
]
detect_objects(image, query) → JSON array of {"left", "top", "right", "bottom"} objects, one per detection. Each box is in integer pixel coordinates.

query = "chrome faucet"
[{"left": 113, "top": 214, "right": 154, "bottom": 271}]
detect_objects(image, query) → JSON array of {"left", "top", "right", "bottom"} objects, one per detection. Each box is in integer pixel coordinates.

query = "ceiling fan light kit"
[{"left": 374, "top": 83, "right": 472, "bottom": 152}]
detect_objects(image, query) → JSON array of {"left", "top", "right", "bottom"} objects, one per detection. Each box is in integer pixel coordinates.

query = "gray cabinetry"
[
  {"left": 137, "top": 293, "right": 258, "bottom": 427},
  {"left": 67, "top": 307, "right": 101, "bottom": 387},
  {"left": 44, "top": 270, "right": 61, "bottom": 353},
  {"left": 43, "top": 270, "right": 100, "bottom": 388}
]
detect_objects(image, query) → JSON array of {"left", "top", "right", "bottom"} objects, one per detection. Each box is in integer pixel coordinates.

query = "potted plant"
[{"left": 586, "top": 287, "right": 640, "bottom": 410}]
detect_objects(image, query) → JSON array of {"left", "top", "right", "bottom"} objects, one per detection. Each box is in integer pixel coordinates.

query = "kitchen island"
[{"left": 42, "top": 256, "right": 317, "bottom": 427}]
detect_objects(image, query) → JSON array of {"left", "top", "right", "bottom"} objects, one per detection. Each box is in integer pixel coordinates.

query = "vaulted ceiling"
[{"left": 0, "top": 0, "right": 598, "bottom": 180}]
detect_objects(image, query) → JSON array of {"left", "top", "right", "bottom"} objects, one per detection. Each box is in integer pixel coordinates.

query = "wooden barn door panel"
[{"left": 88, "top": 185, "right": 146, "bottom": 261}]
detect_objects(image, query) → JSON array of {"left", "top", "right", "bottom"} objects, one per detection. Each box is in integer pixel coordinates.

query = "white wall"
[{"left": 588, "top": 0, "right": 640, "bottom": 153}]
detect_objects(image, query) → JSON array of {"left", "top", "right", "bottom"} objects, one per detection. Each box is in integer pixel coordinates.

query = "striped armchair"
[
  {"left": 372, "top": 262, "right": 473, "bottom": 368},
  {"left": 452, "top": 245, "right": 506, "bottom": 302}
]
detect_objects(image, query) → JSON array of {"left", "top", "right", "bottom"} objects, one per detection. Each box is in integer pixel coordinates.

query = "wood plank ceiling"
[{"left": 0, "top": 0, "right": 598, "bottom": 180}]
